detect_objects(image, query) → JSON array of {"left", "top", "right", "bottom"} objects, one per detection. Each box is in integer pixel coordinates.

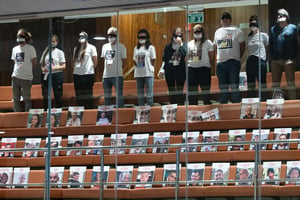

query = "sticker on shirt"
[
  {"left": 217, "top": 39, "right": 233, "bottom": 49},
  {"left": 105, "top": 50, "right": 115, "bottom": 65},
  {"left": 190, "top": 47, "right": 202, "bottom": 62},
  {"left": 170, "top": 51, "right": 182, "bottom": 66},
  {"left": 16, "top": 52, "right": 25, "bottom": 65},
  {"left": 45, "top": 59, "right": 55, "bottom": 69},
  {"left": 136, "top": 53, "right": 145, "bottom": 68}
]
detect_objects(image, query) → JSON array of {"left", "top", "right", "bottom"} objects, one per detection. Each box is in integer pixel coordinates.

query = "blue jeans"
[
  {"left": 216, "top": 59, "right": 241, "bottom": 103},
  {"left": 103, "top": 76, "right": 124, "bottom": 108},
  {"left": 136, "top": 77, "right": 154, "bottom": 106}
]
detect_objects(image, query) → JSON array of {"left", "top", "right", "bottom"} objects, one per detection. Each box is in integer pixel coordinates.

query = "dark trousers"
[
  {"left": 73, "top": 74, "right": 94, "bottom": 109},
  {"left": 188, "top": 67, "right": 211, "bottom": 105},
  {"left": 246, "top": 55, "right": 267, "bottom": 100},
  {"left": 41, "top": 72, "right": 63, "bottom": 110},
  {"left": 216, "top": 59, "right": 241, "bottom": 104},
  {"left": 165, "top": 66, "right": 186, "bottom": 105}
]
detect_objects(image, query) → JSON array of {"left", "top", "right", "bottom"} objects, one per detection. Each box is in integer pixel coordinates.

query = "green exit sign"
[{"left": 188, "top": 11, "right": 204, "bottom": 23}]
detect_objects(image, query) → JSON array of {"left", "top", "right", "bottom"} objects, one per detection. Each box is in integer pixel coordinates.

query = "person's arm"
[
  {"left": 121, "top": 58, "right": 126, "bottom": 68},
  {"left": 265, "top": 45, "right": 269, "bottom": 61},
  {"left": 151, "top": 59, "right": 156, "bottom": 67},
  {"left": 239, "top": 41, "right": 245, "bottom": 58},
  {"left": 54, "top": 62, "right": 66, "bottom": 71},
  {"left": 208, "top": 50, "right": 214, "bottom": 66},
  {"left": 150, "top": 45, "right": 156, "bottom": 67},
  {"left": 31, "top": 57, "right": 37, "bottom": 68},
  {"left": 92, "top": 56, "right": 98, "bottom": 69},
  {"left": 157, "top": 62, "right": 165, "bottom": 79}
]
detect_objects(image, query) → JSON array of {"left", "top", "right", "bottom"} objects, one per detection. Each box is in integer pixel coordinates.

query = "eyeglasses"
[
  {"left": 173, "top": 34, "right": 182, "bottom": 38},
  {"left": 108, "top": 34, "right": 116, "bottom": 37},
  {"left": 249, "top": 23, "right": 258, "bottom": 27},
  {"left": 278, "top": 13, "right": 285, "bottom": 18},
  {"left": 194, "top": 30, "right": 202, "bottom": 34},
  {"left": 138, "top": 36, "right": 147, "bottom": 39},
  {"left": 16, "top": 34, "right": 25, "bottom": 38},
  {"left": 221, "top": 17, "right": 230, "bottom": 20}
]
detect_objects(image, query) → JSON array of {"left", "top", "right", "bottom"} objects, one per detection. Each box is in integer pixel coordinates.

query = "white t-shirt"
[
  {"left": 73, "top": 43, "right": 97, "bottom": 75},
  {"left": 188, "top": 39, "right": 214, "bottom": 68},
  {"left": 11, "top": 44, "right": 37, "bottom": 80},
  {"left": 40, "top": 48, "right": 66, "bottom": 74},
  {"left": 246, "top": 32, "right": 269, "bottom": 61},
  {"left": 101, "top": 42, "right": 127, "bottom": 78},
  {"left": 133, "top": 45, "right": 156, "bottom": 78},
  {"left": 214, "top": 26, "right": 245, "bottom": 63}
]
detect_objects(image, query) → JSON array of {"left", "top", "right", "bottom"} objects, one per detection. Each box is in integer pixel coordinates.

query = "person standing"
[
  {"left": 159, "top": 27, "right": 187, "bottom": 105},
  {"left": 73, "top": 31, "right": 98, "bottom": 109},
  {"left": 246, "top": 15, "right": 269, "bottom": 100},
  {"left": 11, "top": 28, "right": 37, "bottom": 112},
  {"left": 214, "top": 12, "right": 245, "bottom": 104},
  {"left": 133, "top": 29, "right": 156, "bottom": 106},
  {"left": 40, "top": 35, "right": 66, "bottom": 110},
  {"left": 188, "top": 24, "right": 214, "bottom": 105},
  {"left": 270, "top": 8, "right": 298, "bottom": 100},
  {"left": 101, "top": 27, "right": 127, "bottom": 108}
]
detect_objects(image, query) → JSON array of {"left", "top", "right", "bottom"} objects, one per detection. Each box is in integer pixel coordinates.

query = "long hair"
[
  {"left": 248, "top": 15, "right": 259, "bottom": 37},
  {"left": 137, "top": 29, "right": 151, "bottom": 50},
  {"left": 193, "top": 24, "right": 206, "bottom": 43},
  {"left": 41, "top": 35, "right": 59, "bottom": 66},
  {"left": 74, "top": 31, "right": 88, "bottom": 62},
  {"left": 171, "top": 27, "right": 184, "bottom": 41}
]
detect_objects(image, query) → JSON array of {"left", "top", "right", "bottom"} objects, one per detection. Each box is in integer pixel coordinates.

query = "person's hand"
[
  {"left": 158, "top": 71, "right": 165, "bottom": 79},
  {"left": 42, "top": 67, "right": 49, "bottom": 73}
]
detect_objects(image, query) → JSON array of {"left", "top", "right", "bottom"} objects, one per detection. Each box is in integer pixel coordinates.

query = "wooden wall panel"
[
  {"left": 111, "top": 5, "right": 268, "bottom": 79},
  {"left": 0, "top": 3, "right": 274, "bottom": 86}
]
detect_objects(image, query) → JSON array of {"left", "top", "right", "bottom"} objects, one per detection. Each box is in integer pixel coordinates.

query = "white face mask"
[
  {"left": 277, "top": 16, "right": 287, "bottom": 22},
  {"left": 79, "top": 38, "right": 86, "bottom": 43},
  {"left": 250, "top": 27, "right": 258, "bottom": 32},
  {"left": 194, "top": 34, "right": 202, "bottom": 39},
  {"left": 17, "top": 38, "right": 25, "bottom": 43},
  {"left": 139, "top": 39, "right": 146, "bottom": 44},
  {"left": 108, "top": 37, "right": 116, "bottom": 44}
]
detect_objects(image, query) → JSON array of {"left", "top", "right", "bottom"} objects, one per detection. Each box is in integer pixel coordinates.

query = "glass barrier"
[{"left": 1, "top": 0, "right": 300, "bottom": 199}]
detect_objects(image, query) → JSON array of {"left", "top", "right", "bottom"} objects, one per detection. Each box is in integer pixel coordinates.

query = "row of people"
[{"left": 11, "top": 8, "right": 298, "bottom": 112}]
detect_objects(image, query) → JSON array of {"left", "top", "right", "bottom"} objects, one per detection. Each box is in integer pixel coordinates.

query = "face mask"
[
  {"left": 194, "top": 34, "right": 202, "bottom": 39},
  {"left": 79, "top": 38, "right": 86, "bottom": 43},
  {"left": 139, "top": 39, "right": 146, "bottom": 44},
  {"left": 79, "top": 35, "right": 87, "bottom": 43},
  {"left": 277, "top": 16, "right": 287, "bottom": 22},
  {"left": 250, "top": 27, "right": 258, "bottom": 32},
  {"left": 51, "top": 44, "right": 57, "bottom": 48},
  {"left": 17, "top": 38, "right": 25, "bottom": 43},
  {"left": 108, "top": 37, "right": 116, "bottom": 44}
]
